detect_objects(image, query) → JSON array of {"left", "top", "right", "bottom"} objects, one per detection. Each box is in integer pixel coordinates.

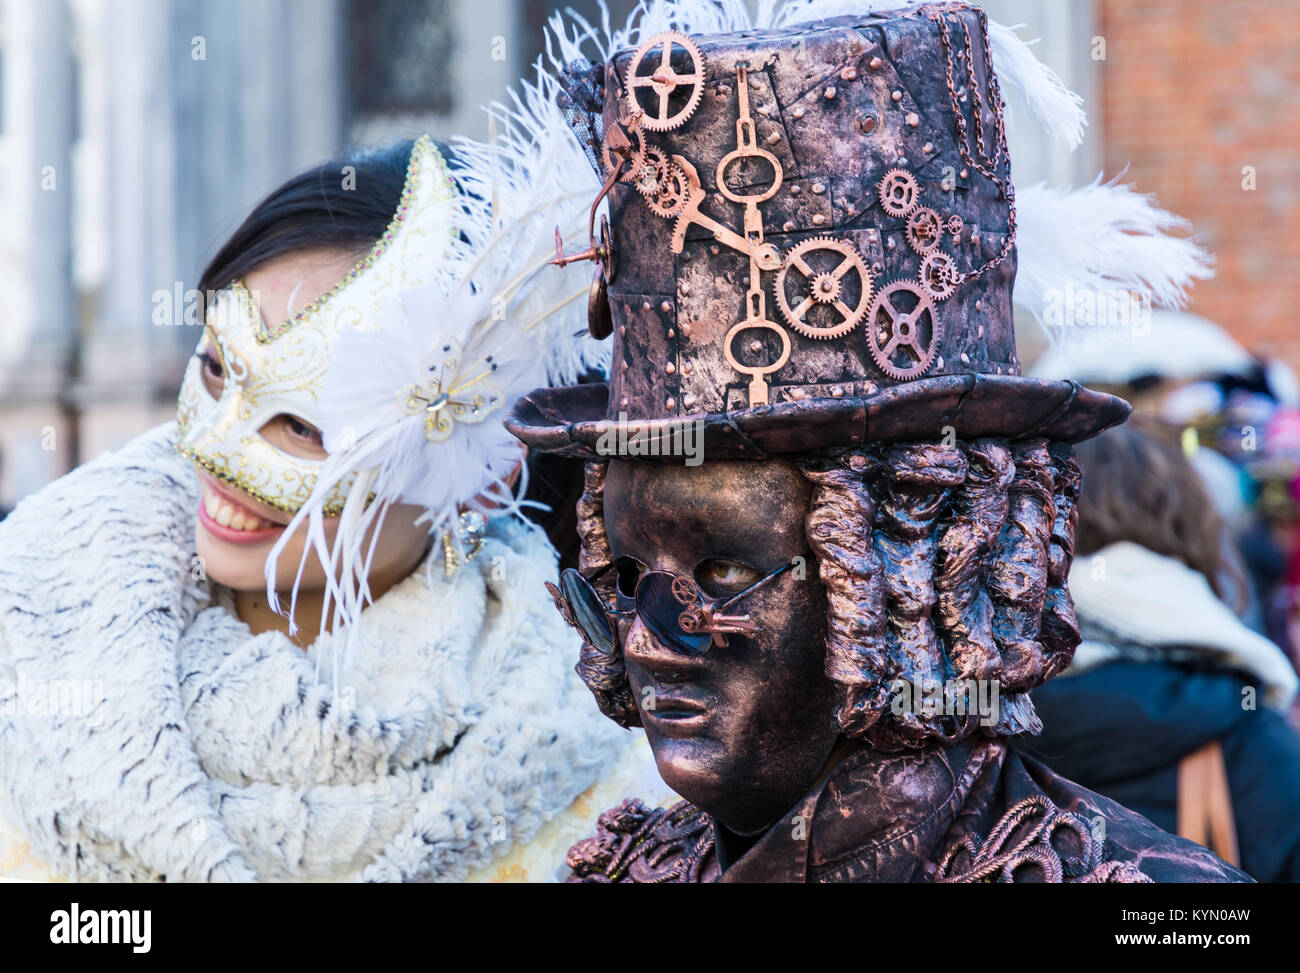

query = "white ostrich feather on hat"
[
  {"left": 263, "top": 59, "right": 604, "bottom": 683},
  {"left": 1014, "top": 176, "right": 1214, "bottom": 332}
]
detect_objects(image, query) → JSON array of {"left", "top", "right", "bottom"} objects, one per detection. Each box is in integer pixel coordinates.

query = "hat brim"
[{"left": 506, "top": 375, "right": 1130, "bottom": 460}]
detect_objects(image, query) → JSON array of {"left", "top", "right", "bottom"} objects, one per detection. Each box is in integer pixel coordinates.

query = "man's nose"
[{"left": 623, "top": 615, "right": 704, "bottom": 672}]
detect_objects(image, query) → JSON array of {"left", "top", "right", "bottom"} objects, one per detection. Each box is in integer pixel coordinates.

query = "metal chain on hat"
[{"left": 929, "top": 3, "right": 1017, "bottom": 284}]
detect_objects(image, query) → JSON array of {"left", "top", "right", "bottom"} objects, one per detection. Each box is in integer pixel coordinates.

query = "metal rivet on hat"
[
  {"left": 869, "top": 56, "right": 882, "bottom": 70},
  {"left": 824, "top": 86, "right": 836, "bottom": 99},
  {"left": 666, "top": 397, "right": 676, "bottom": 409},
  {"left": 661, "top": 301, "right": 672, "bottom": 312},
  {"left": 906, "top": 112, "right": 919, "bottom": 126},
  {"left": 666, "top": 362, "right": 676, "bottom": 374},
  {"left": 841, "top": 67, "right": 857, "bottom": 81},
  {"left": 792, "top": 106, "right": 805, "bottom": 119},
  {"left": 892, "top": 90, "right": 902, "bottom": 102}
]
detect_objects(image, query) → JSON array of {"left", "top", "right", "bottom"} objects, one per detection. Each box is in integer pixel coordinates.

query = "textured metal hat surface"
[{"left": 507, "top": 2, "right": 1130, "bottom": 460}]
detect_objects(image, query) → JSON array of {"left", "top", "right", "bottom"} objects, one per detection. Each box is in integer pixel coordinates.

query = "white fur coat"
[{"left": 0, "top": 424, "right": 643, "bottom": 881}]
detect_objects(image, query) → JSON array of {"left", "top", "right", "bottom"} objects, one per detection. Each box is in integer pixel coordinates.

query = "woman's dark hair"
[
  {"left": 198, "top": 139, "right": 419, "bottom": 296},
  {"left": 1073, "top": 417, "right": 1248, "bottom": 611},
  {"left": 196, "top": 138, "right": 589, "bottom": 559}
]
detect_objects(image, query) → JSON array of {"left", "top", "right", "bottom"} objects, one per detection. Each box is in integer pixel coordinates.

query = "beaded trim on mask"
[{"left": 174, "top": 442, "right": 375, "bottom": 518}]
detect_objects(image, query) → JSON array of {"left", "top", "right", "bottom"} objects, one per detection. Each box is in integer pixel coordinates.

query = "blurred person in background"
[
  {"left": 1032, "top": 309, "right": 1300, "bottom": 654},
  {"left": 0, "top": 63, "right": 665, "bottom": 881},
  {"left": 1028, "top": 417, "right": 1300, "bottom": 882}
]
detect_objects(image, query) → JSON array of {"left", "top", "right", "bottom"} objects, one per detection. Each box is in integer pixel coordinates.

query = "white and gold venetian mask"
[{"left": 175, "top": 135, "right": 460, "bottom": 516}]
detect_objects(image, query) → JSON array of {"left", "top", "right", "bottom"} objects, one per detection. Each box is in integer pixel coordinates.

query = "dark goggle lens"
[
  {"left": 634, "top": 572, "right": 712, "bottom": 656},
  {"left": 559, "top": 568, "right": 617, "bottom": 654}
]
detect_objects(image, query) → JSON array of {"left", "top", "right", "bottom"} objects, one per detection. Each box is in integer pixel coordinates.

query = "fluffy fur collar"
[{"left": 0, "top": 424, "right": 631, "bottom": 881}]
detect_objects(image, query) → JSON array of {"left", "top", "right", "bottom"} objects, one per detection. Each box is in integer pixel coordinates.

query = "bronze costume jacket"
[{"left": 566, "top": 738, "right": 1250, "bottom": 883}]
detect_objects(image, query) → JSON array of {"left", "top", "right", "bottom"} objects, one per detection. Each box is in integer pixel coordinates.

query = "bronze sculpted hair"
[{"left": 574, "top": 438, "right": 1083, "bottom": 751}]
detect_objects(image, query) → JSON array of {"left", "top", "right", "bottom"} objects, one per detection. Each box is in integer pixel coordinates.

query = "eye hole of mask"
[
  {"left": 613, "top": 556, "right": 647, "bottom": 603},
  {"left": 257, "top": 414, "right": 328, "bottom": 460},
  {"left": 197, "top": 348, "right": 226, "bottom": 399}
]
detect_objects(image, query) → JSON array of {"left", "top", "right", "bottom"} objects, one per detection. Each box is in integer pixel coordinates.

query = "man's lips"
[{"left": 196, "top": 472, "right": 289, "bottom": 544}]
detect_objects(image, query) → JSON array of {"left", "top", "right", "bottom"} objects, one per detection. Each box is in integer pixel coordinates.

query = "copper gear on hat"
[
  {"left": 906, "top": 206, "right": 943, "bottom": 255},
  {"left": 646, "top": 161, "right": 689, "bottom": 218},
  {"left": 866, "top": 280, "right": 942, "bottom": 381},
  {"left": 601, "top": 125, "right": 647, "bottom": 183},
  {"left": 878, "top": 168, "right": 920, "bottom": 218},
  {"left": 633, "top": 145, "right": 672, "bottom": 199},
  {"left": 774, "top": 236, "right": 873, "bottom": 340},
  {"left": 919, "top": 252, "right": 961, "bottom": 301},
  {"left": 625, "top": 32, "right": 706, "bottom": 133}
]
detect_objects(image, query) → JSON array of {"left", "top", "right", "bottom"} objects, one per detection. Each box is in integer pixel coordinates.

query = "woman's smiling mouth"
[{"left": 196, "top": 471, "right": 289, "bottom": 544}]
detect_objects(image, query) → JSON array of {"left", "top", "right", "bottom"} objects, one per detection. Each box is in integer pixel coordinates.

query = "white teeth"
[{"left": 202, "top": 486, "right": 272, "bottom": 532}]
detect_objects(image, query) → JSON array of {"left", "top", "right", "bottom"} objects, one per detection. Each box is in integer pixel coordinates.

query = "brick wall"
[{"left": 1099, "top": 0, "right": 1300, "bottom": 371}]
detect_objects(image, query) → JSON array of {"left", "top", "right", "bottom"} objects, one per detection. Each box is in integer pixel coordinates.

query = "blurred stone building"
[{"left": 3, "top": 0, "right": 1278, "bottom": 508}]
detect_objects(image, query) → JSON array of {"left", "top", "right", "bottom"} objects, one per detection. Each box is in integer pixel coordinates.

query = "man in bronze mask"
[{"left": 508, "top": 0, "right": 1248, "bottom": 882}]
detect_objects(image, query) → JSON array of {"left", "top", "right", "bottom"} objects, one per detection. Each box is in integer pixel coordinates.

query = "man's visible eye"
[
  {"left": 197, "top": 351, "right": 225, "bottom": 398},
  {"left": 695, "top": 559, "right": 762, "bottom": 597}
]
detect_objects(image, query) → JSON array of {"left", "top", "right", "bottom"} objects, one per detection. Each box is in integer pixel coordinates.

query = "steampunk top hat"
[{"left": 507, "top": 1, "right": 1201, "bottom": 460}]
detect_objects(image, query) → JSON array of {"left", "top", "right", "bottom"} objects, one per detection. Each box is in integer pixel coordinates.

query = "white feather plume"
[
  {"left": 987, "top": 20, "right": 1086, "bottom": 150},
  {"left": 1013, "top": 176, "right": 1214, "bottom": 337}
]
